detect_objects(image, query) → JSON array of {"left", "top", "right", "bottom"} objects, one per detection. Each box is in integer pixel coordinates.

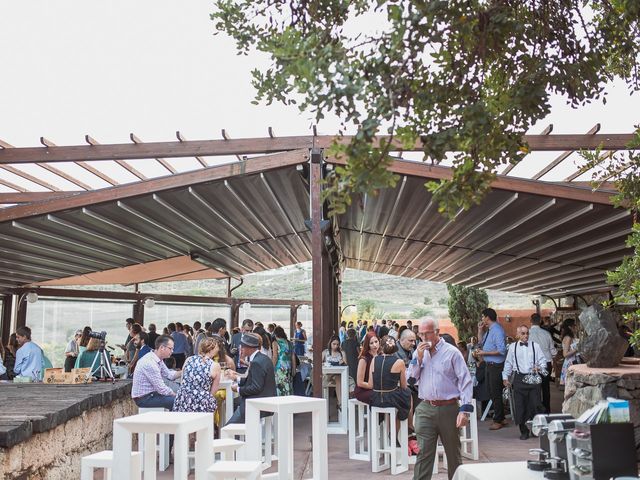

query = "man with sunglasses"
[{"left": 132, "top": 335, "right": 182, "bottom": 410}]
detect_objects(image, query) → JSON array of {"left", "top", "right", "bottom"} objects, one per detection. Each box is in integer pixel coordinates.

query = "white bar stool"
[
  {"left": 137, "top": 407, "right": 170, "bottom": 471},
  {"left": 431, "top": 442, "right": 447, "bottom": 474},
  {"left": 221, "top": 423, "right": 247, "bottom": 460},
  {"left": 348, "top": 399, "right": 370, "bottom": 461},
  {"left": 213, "top": 438, "right": 246, "bottom": 461},
  {"left": 460, "top": 406, "right": 479, "bottom": 460},
  {"left": 81, "top": 450, "right": 141, "bottom": 480},
  {"left": 370, "top": 406, "right": 408, "bottom": 475},
  {"left": 206, "top": 460, "right": 263, "bottom": 480}
]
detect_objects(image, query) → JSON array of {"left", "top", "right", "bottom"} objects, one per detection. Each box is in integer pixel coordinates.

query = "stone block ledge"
[{"left": 0, "top": 381, "right": 132, "bottom": 448}]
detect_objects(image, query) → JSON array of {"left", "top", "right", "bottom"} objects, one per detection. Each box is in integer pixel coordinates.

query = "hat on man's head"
[{"left": 240, "top": 333, "right": 260, "bottom": 348}]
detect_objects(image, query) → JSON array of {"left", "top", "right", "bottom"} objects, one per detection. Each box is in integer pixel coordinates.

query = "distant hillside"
[{"left": 117, "top": 262, "right": 534, "bottom": 318}]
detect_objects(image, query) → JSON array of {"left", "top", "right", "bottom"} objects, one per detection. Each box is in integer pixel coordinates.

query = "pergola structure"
[{"left": 0, "top": 130, "right": 634, "bottom": 395}]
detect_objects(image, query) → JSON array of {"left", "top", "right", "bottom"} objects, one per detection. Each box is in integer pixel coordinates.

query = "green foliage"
[
  {"left": 447, "top": 284, "right": 488, "bottom": 340},
  {"left": 357, "top": 298, "right": 376, "bottom": 319},
  {"left": 581, "top": 127, "right": 640, "bottom": 345},
  {"left": 411, "top": 306, "right": 432, "bottom": 319},
  {"left": 437, "top": 296, "right": 448, "bottom": 307},
  {"left": 212, "top": 1, "right": 640, "bottom": 217},
  {"left": 423, "top": 296, "right": 432, "bottom": 305}
]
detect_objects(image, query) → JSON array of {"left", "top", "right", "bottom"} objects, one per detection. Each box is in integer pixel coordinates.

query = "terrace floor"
[{"left": 112, "top": 384, "right": 566, "bottom": 479}]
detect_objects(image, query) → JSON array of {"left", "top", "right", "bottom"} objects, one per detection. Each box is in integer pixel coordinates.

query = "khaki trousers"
[{"left": 413, "top": 402, "right": 461, "bottom": 480}]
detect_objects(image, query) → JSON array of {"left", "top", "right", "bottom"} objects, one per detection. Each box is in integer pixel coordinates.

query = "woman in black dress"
[{"left": 365, "top": 335, "right": 411, "bottom": 421}]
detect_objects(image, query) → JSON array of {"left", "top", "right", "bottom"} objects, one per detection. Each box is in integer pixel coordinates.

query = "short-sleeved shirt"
[
  {"left": 171, "top": 331, "right": 189, "bottom": 355},
  {"left": 480, "top": 322, "right": 507, "bottom": 363}
]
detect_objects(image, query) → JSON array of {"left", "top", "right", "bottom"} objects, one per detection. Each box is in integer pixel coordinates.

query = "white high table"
[
  {"left": 218, "top": 378, "right": 235, "bottom": 423},
  {"left": 321, "top": 365, "right": 349, "bottom": 434},
  {"left": 112, "top": 411, "right": 213, "bottom": 480},
  {"left": 453, "top": 461, "right": 543, "bottom": 480},
  {"left": 245, "top": 395, "right": 328, "bottom": 480}
]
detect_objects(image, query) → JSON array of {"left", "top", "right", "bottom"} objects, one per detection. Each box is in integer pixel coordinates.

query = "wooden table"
[{"left": 112, "top": 411, "right": 213, "bottom": 480}]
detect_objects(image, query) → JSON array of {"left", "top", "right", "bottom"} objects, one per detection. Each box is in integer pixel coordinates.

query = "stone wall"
[
  {"left": 562, "top": 362, "right": 640, "bottom": 459},
  {"left": 0, "top": 395, "right": 136, "bottom": 480}
]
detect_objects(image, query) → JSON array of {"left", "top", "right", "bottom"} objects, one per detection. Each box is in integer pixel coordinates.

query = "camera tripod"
[{"left": 86, "top": 340, "right": 115, "bottom": 383}]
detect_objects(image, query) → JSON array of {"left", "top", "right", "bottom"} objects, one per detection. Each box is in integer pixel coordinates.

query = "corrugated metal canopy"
[
  {"left": 0, "top": 161, "right": 311, "bottom": 288},
  {"left": 337, "top": 172, "right": 631, "bottom": 296},
  {"left": 0, "top": 145, "right": 631, "bottom": 297}
]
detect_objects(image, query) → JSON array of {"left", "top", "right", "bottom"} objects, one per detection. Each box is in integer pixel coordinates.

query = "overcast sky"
[{"left": 1, "top": 0, "right": 639, "bottom": 189}]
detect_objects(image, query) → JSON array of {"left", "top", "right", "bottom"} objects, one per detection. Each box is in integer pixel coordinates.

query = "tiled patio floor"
[{"left": 122, "top": 384, "right": 566, "bottom": 479}]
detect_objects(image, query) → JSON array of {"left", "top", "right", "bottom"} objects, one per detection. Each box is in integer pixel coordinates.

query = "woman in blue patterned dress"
[
  {"left": 174, "top": 337, "right": 222, "bottom": 413},
  {"left": 271, "top": 326, "right": 293, "bottom": 396}
]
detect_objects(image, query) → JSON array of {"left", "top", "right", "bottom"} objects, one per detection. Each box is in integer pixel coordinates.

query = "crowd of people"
[
  {"left": 128, "top": 317, "right": 298, "bottom": 432},
  {"left": 0, "top": 309, "right": 601, "bottom": 480}
]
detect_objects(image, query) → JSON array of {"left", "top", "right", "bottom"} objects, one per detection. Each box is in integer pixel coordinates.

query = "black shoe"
[{"left": 519, "top": 432, "right": 530, "bottom": 440}]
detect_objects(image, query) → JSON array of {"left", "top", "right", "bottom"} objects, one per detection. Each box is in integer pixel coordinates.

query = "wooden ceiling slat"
[
  {"left": 130, "top": 133, "right": 177, "bottom": 175},
  {"left": 85, "top": 134, "right": 148, "bottom": 181},
  {"left": 176, "top": 131, "right": 208, "bottom": 168},
  {"left": 532, "top": 124, "right": 600, "bottom": 180}
]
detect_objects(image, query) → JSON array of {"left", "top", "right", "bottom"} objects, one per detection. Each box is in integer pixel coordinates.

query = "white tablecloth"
[{"left": 453, "top": 461, "right": 544, "bottom": 480}]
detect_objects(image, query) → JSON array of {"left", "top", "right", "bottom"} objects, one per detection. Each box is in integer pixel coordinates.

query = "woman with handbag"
[{"left": 502, "top": 325, "right": 548, "bottom": 440}]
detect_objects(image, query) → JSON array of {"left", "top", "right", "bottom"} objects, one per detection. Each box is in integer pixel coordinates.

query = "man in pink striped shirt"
[
  {"left": 408, "top": 318, "right": 474, "bottom": 480},
  {"left": 132, "top": 335, "right": 182, "bottom": 410}
]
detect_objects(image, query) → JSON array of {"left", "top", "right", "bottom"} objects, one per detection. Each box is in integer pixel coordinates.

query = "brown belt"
[{"left": 426, "top": 398, "right": 458, "bottom": 407}]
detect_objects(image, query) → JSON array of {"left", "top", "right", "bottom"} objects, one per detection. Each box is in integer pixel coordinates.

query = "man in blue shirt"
[
  {"left": 14, "top": 326, "right": 44, "bottom": 380},
  {"left": 474, "top": 308, "right": 507, "bottom": 430},
  {"left": 168, "top": 322, "right": 188, "bottom": 368}
]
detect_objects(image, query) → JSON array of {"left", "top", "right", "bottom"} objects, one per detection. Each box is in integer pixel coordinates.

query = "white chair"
[
  {"left": 137, "top": 407, "right": 170, "bottom": 471},
  {"left": 206, "top": 460, "right": 263, "bottom": 480},
  {"left": 370, "top": 406, "right": 409, "bottom": 475},
  {"left": 81, "top": 450, "right": 141, "bottom": 480},
  {"left": 348, "top": 398, "right": 370, "bottom": 461},
  {"left": 460, "top": 406, "right": 479, "bottom": 460}
]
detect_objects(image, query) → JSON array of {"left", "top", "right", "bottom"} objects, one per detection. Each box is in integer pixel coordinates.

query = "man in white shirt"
[
  {"left": 529, "top": 313, "right": 557, "bottom": 413},
  {"left": 502, "top": 325, "right": 547, "bottom": 440}
]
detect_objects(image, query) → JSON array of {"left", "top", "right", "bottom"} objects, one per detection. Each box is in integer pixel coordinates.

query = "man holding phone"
[{"left": 474, "top": 308, "right": 507, "bottom": 431}]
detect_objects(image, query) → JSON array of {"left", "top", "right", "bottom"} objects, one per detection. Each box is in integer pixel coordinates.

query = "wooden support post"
[
  {"left": 230, "top": 299, "right": 240, "bottom": 330},
  {"left": 133, "top": 300, "right": 145, "bottom": 326},
  {"left": 15, "top": 295, "right": 27, "bottom": 331},
  {"left": 1, "top": 295, "right": 13, "bottom": 347},
  {"left": 310, "top": 148, "right": 324, "bottom": 398}
]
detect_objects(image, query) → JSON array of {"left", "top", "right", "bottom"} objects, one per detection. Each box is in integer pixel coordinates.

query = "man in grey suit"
[{"left": 226, "top": 332, "right": 277, "bottom": 424}]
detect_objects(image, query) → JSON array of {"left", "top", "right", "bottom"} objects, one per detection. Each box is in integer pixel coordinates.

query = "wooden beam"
[
  {"left": 9, "top": 286, "right": 311, "bottom": 307},
  {"left": 0, "top": 136, "right": 315, "bottom": 164},
  {"left": 0, "top": 192, "right": 83, "bottom": 204},
  {"left": 0, "top": 133, "right": 634, "bottom": 165},
  {"left": 327, "top": 157, "right": 617, "bottom": 205},
  {"left": 502, "top": 124, "right": 553, "bottom": 175},
  {"left": 0, "top": 149, "right": 309, "bottom": 222}
]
